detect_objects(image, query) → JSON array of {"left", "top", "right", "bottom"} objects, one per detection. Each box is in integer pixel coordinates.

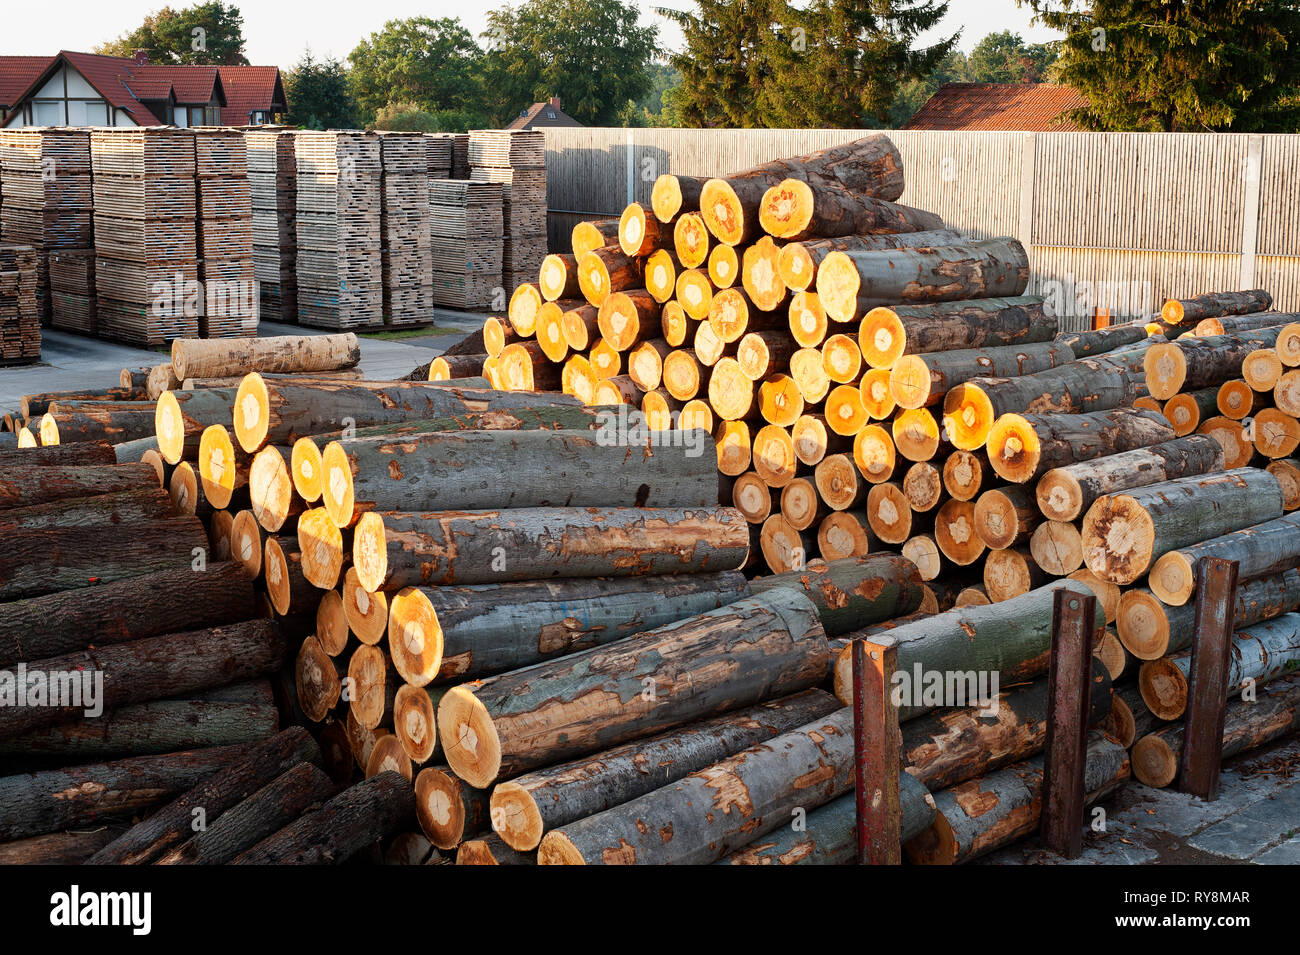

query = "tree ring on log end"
[
  {"left": 537, "top": 831, "right": 587, "bottom": 865},
  {"left": 858, "top": 307, "right": 906, "bottom": 369},
  {"left": 1116, "top": 589, "right": 1171, "bottom": 660},
  {"left": 491, "top": 781, "right": 544, "bottom": 851},
  {"left": 943, "top": 384, "right": 996, "bottom": 452},
  {"left": 155, "top": 390, "right": 186, "bottom": 464},
  {"left": 320, "top": 441, "right": 355, "bottom": 529},
  {"left": 1131, "top": 734, "right": 1178, "bottom": 788},
  {"left": 415, "top": 767, "right": 465, "bottom": 849},
  {"left": 291, "top": 437, "right": 324, "bottom": 502},
  {"left": 233, "top": 372, "right": 270, "bottom": 452},
  {"left": 1138, "top": 658, "right": 1187, "bottom": 722},
  {"left": 1081, "top": 494, "right": 1155, "bottom": 585},
  {"left": 296, "top": 507, "right": 344, "bottom": 589},
  {"left": 1148, "top": 552, "right": 1195, "bottom": 606},
  {"left": 394, "top": 685, "right": 438, "bottom": 765},
  {"left": 343, "top": 565, "right": 388, "bottom": 645},
  {"left": 388, "top": 587, "right": 443, "bottom": 688},
  {"left": 438, "top": 685, "right": 502, "bottom": 788}
]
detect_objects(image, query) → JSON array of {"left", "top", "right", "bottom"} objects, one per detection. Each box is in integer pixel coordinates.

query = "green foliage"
[
  {"left": 889, "top": 48, "right": 970, "bottom": 126},
  {"left": 661, "top": 0, "right": 957, "bottom": 127},
  {"left": 482, "top": 0, "right": 660, "bottom": 126},
  {"left": 283, "top": 50, "right": 358, "bottom": 130},
  {"left": 347, "top": 18, "right": 484, "bottom": 123},
  {"left": 1024, "top": 0, "right": 1300, "bottom": 131},
  {"left": 967, "top": 30, "right": 1057, "bottom": 83},
  {"left": 617, "top": 61, "right": 684, "bottom": 126},
  {"left": 372, "top": 101, "right": 489, "bottom": 133},
  {"left": 96, "top": 1, "right": 248, "bottom": 65}
]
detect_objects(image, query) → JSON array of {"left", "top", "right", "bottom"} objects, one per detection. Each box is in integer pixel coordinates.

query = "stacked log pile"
[
  {"left": 294, "top": 131, "right": 383, "bottom": 329},
  {"left": 376, "top": 132, "right": 433, "bottom": 327},
  {"left": 245, "top": 128, "right": 298, "bottom": 323},
  {"left": 90, "top": 128, "right": 200, "bottom": 345},
  {"left": 195, "top": 129, "right": 257, "bottom": 338}
]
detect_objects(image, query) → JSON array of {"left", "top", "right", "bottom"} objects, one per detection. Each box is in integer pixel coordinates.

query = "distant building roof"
[
  {"left": 506, "top": 97, "right": 583, "bottom": 131},
  {"left": 218, "top": 66, "right": 287, "bottom": 125},
  {"left": 0, "top": 55, "right": 56, "bottom": 108},
  {"left": 903, "top": 82, "right": 1088, "bottom": 131}
]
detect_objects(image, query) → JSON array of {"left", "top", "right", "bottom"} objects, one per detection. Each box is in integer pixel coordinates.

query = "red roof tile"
[
  {"left": 505, "top": 100, "right": 583, "bottom": 130},
  {"left": 0, "top": 56, "right": 55, "bottom": 108},
  {"left": 903, "top": 83, "right": 1088, "bottom": 132},
  {"left": 134, "top": 63, "right": 222, "bottom": 104},
  {"left": 218, "top": 66, "right": 285, "bottom": 125}
]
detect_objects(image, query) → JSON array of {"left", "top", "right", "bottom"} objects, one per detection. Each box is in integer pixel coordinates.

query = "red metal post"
[
  {"left": 1041, "top": 587, "right": 1097, "bottom": 858},
  {"left": 853, "top": 636, "right": 901, "bottom": 865},
  {"left": 1179, "top": 557, "right": 1240, "bottom": 800}
]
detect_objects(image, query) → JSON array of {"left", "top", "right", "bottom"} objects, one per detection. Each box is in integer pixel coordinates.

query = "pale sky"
[{"left": 2, "top": 0, "right": 1062, "bottom": 66}]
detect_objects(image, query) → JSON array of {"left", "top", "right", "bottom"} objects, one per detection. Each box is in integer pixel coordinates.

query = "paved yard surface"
[
  {"left": 0, "top": 311, "right": 485, "bottom": 408},
  {"left": 982, "top": 734, "right": 1300, "bottom": 865}
]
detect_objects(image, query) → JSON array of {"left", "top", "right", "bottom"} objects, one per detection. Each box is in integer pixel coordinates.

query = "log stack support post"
[
  {"left": 1178, "top": 557, "right": 1241, "bottom": 800},
  {"left": 1040, "top": 587, "right": 1097, "bottom": 859},
  {"left": 852, "top": 636, "right": 901, "bottom": 865}
]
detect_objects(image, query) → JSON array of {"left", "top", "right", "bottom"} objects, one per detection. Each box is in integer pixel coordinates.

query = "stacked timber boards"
[
  {"left": 0, "top": 243, "right": 40, "bottom": 362},
  {"left": 195, "top": 129, "right": 257, "bottom": 338},
  {"left": 470, "top": 129, "right": 545, "bottom": 291},
  {"left": 377, "top": 132, "right": 434, "bottom": 326},
  {"left": 246, "top": 128, "right": 298, "bottom": 323},
  {"left": 430, "top": 179, "right": 503, "bottom": 310}
]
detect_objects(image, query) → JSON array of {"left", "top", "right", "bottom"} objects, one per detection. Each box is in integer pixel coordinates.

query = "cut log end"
[
  {"left": 1144, "top": 343, "right": 1188, "bottom": 401},
  {"left": 343, "top": 565, "right": 389, "bottom": 645},
  {"left": 169, "top": 461, "right": 202, "bottom": 516},
  {"left": 490, "top": 781, "right": 544, "bottom": 851},
  {"left": 1035, "top": 469, "right": 1085, "bottom": 523},
  {"left": 230, "top": 509, "right": 263, "bottom": 578},
  {"left": 1029, "top": 519, "right": 1084, "bottom": 577},
  {"left": 1148, "top": 551, "right": 1196, "bottom": 606},
  {"left": 742, "top": 237, "right": 786, "bottom": 312},
  {"left": 1131, "top": 734, "right": 1178, "bottom": 789},
  {"left": 154, "top": 390, "right": 187, "bottom": 464},
  {"left": 673, "top": 213, "right": 709, "bottom": 269},
  {"left": 250, "top": 445, "right": 296, "bottom": 532},
  {"left": 232, "top": 373, "right": 270, "bottom": 453},
  {"left": 867, "top": 482, "right": 912, "bottom": 545},
  {"left": 394, "top": 685, "right": 438, "bottom": 765},
  {"left": 935, "top": 499, "right": 985, "bottom": 566},
  {"left": 778, "top": 242, "right": 816, "bottom": 291},
  {"left": 265, "top": 536, "right": 300, "bottom": 617},
  {"left": 699, "top": 178, "right": 745, "bottom": 246},
  {"left": 859, "top": 308, "right": 906, "bottom": 370},
  {"left": 1139, "top": 659, "right": 1188, "bottom": 722},
  {"left": 817, "top": 511, "right": 872, "bottom": 560},
  {"left": 708, "top": 243, "right": 739, "bottom": 289},
  {"left": 986, "top": 414, "right": 1041, "bottom": 483},
  {"left": 943, "top": 450, "right": 987, "bottom": 502},
  {"left": 316, "top": 589, "right": 350, "bottom": 657},
  {"left": 536, "top": 831, "right": 586, "bottom": 865},
  {"left": 388, "top": 587, "right": 443, "bottom": 688},
  {"left": 198, "top": 425, "right": 241, "bottom": 510},
  {"left": 291, "top": 438, "right": 323, "bottom": 503},
  {"left": 758, "top": 178, "right": 814, "bottom": 239},
  {"left": 651, "top": 174, "right": 684, "bottom": 224},
  {"left": 1081, "top": 495, "right": 1156, "bottom": 585},
  {"left": 352, "top": 511, "right": 389, "bottom": 594},
  {"left": 297, "top": 506, "right": 344, "bottom": 589},
  {"left": 943, "top": 384, "right": 996, "bottom": 452},
  {"left": 348, "top": 644, "right": 393, "bottom": 731},
  {"left": 852, "top": 425, "right": 895, "bottom": 484},
  {"left": 415, "top": 767, "right": 469, "bottom": 849},
  {"left": 1117, "top": 589, "right": 1172, "bottom": 660},
  {"left": 296, "top": 635, "right": 341, "bottom": 723},
  {"left": 365, "top": 735, "right": 413, "bottom": 782},
  {"left": 437, "top": 685, "right": 502, "bottom": 789},
  {"left": 320, "top": 441, "right": 355, "bottom": 529},
  {"left": 814, "top": 251, "right": 860, "bottom": 323}
]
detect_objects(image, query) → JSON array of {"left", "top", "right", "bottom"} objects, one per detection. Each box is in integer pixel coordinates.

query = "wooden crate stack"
[
  {"left": 294, "top": 131, "right": 383, "bottom": 329},
  {"left": 195, "top": 129, "right": 257, "bottom": 339},
  {"left": 470, "top": 129, "right": 546, "bottom": 291},
  {"left": 245, "top": 128, "right": 298, "bottom": 324},
  {"left": 0, "top": 243, "right": 41, "bottom": 363},
  {"left": 429, "top": 179, "right": 503, "bottom": 310},
  {"left": 0, "top": 128, "right": 94, "bottom": 333},
  {"left": 377, "top": 132, "right": 433, "bottom": 327},
  {"left": 91, "top": 128, "right": 199, "bottom": 345}
]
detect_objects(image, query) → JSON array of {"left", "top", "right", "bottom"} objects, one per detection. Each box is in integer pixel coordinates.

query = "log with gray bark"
[
  {"left": 1149, "top": 512, "right": 1300, "bottom": 606},
  {"left": 0, "top": 462, "right": 159, "bottom": 510},
  {"left": 488, "top": 689, "right": 841, "bottom": 851},
  {"left": 1081, "top": 468, "right": 1284, "bottom": 585},
  {"left": 858, "top": 296, "right": 1055, "bottom": 369},
  {"left": 1144, "top": 327, "right": 1286, "bottom": 399},
  {"left": 1160, "top": 289, "right": 1273, "bottom": 326},
  {"left": 748, "top": 554, "right": 925, "bottom": 636},
  {"left": 987, "top": 408, "right": 1176, "bottom": 485},
  {"left": 1054, "top": 323, "right": 1154, "bottom": 357},
  {"left": 889, "top": 342, "right": 1074, "bottom": 411},
  {"left": 777, "top": 230, "right": 968, "bottom": 291},
  {"left": 437, "top": 589, "right": 830, "bottom": 788}
]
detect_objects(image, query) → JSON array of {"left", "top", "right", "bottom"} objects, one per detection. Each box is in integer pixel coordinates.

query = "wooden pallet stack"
[
  {"left": 245, "top": 128, "right": 298, "bottom": 323},
  {"left": 195, "top": 129, "right": 257, "bottom": 339},
  {"left": 294, "top": 131, "right": 383, "bottom": 329},
  {"left": 0, "top": 127, "right": 94, "bottom": 334},
  {"left": 470, "top": 129, "right": 546, "bottom": 291},
  {"left": 90, "top": 128, "right": 200, "bottom": 345},
  {"left": 377, "top": 133, "right": 434, "bottom": 327},
  {"left": 0, "top": 243, "right": 41, "bottom": 364},
  {"left": 429, "top": 179, "right": 504, "bottom": 309}
]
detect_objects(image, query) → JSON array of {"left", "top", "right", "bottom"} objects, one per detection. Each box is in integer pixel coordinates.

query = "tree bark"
[
  {"left": 233, "top": 771, "right": 416, "bottom": 864},
  {"left": 987, "top": 408, "right": 1175, "bottom": 485},
  {"left": 437, "top": 589, "right": 830, "bottom": 788},
  {"left": 40, "top": 409, "right": 157, "bottom": 446},
  {"left": 0, "top": 441, "right": 115, "bottom": 466},
  {"left": 777, "top": 229, "right": 967, "bottom": 291},
  {"left": 758, "top": 177, "right": 944, "bottom": 241},
  {"left": 1160, "top": 289, "right": 1272, "bottom": 325},
  {"left": 0, "top": 742, "right": 256, "bottom": 841},
  {"left": 815, "top": 238, "right": 1030, "bottom": 323},
  {"left": 170, "top": 333, "right": 359, "bottom": 381},
  {"left": 1144, "top": 327, "right": 1286, "bottom": 400},
  {"left": 0, "top": 829, "right": 122, "bottom": 865},
  {"left": 413, "top": 765, "right": 491, "bottom": 849},
  {"left": 1195, "top": 310, "right": 1300, "bottom": 338},
  {"left": 1036, "top": 434, "right": 1225, "bottom": 523},
  {"left": 0, "top": 619, "right": 290, "bottom": 740},
  {"left": 1054, "top": 323, "right": 1153, "bottom": 357},
  {"left": 456, "top": 832, "right": 536, "bottom": 865},
  {"left": 0, "top": 486, "right": 173, "bottom": 532},
  {"left": 748, "top": 554, "right": 924, "bottom": 636},
  {"left": 20, "top": 387, "right": 144, "bottom": 418},
  {"left": 830, "top": 580, "right": 1096, "bottom": 709},
  {"left": 0, "top": 461, "right": 158, "bottom": 510},
  {"left": 0, "top": 562, "right": 256, "bottom": 668},
  {"left": 1081, "top": 468, "right": 1284, "bottom": 585},
  {"left": 157, "top": 761, "right": 338, "bottom": 864},
  {"left": 0, "top": 514, "right": 211, "bottom": 601},
  {"left": 860, "top": 296, "right": 1055, "bottom": 370},
  {"left": 890, "top": 342, "right": 1072, "bottom": 411}
]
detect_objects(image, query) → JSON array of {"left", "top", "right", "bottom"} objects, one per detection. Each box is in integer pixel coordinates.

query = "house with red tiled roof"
[
  {"left": 505, "top": 96, "right": 583, "bottom": 131},
  {"left": 0, "top": 50, "right": 286, "bottom": 128},
  {"left": 903, "top": 82, "right": 1088, "bottom": 131}
]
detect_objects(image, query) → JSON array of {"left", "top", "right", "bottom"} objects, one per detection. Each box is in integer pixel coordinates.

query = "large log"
[
  {"left": 889, "top": 341, "right": 1073, "bottom": 411},
  {"left": 719, "top": 780, "right": 936, "bottom": 865},
  {"left": 1130, "top": 674, "right": 1300, "bottom": 788},
  {"left": 410, "top": 572, "right": 750, "bottom": 685},
  {"left": 1138, "top": 612, "right": 1300, "bottom": 720},
  {"left": 0, "top": 486, "right": 173, "bottom": 532},
  {"left": 1149, "top": 512, "right": 1300, "bottom": 606},
  {"left": 859, "top": 296, "right": 1054, "bottom": 370},
  {"left": 1160, "top": 289, "right": 1272, "bottom": 326},
  {"left": 0, "top": 514, "right": 211, "bottom": 601},
  {"left": 231, "top": 373, "right": 580, "bottom": 453},
  {"left": 350, "top": 505, "right": 750, "bottom": 595},
  {"left": 233, "top": 772, "right": 416, "bottom": 864},
  {"left": 986, "top": 407, "right": 1175, "bottom": 485},
  {"left": 20, "top": 386, "right": 143, "bottom": 418},
  {"left": 411, "top": 765, "right": 488, "bottom": 848},
  {"left": 748, "top": 555, "right": 925, "bottom": 636},
  {"left": 0, "top": 619, "right": 290, "bottom": 740},
  {"left": 0, "top": 743, "right": 255, "bottom": 841},
  {"left": 39, "top": 409, "right": 157, "bottom": 446},
  {"left": 1081, "top": 468, "right": 1284, "bottom": 585},
  {"left": 651, "top": 174, "right": 707, "bottom": 223},
  {"left": 488, "top": 689, "right": 840, "bottom": 851},
  {"left": 171, "top": 332, "right": 360, "bottom": 381},
  {"left": 830, "top": 581, "right": 1096, "bottom": 708},
  {"left": 1054, "top": 323, "right": 1152, "bottom": 357},
  {"left": 0, "top": 829, "right": 121, "bottom": 865},
  {"left": 86, "top": 726, "right": 319, "bottom": 864},
  {"left": 1196, "top": 310, "right": 1300, "bottom": 338},
  {"left": 0, "top": 441, "right": 115, "bottom": 466},
  {"left": 0, "top": 461, "right": 158, "bottom": 510},
  {"left": 571, "top": 218, "right": 621, "bottom": 258},
  {"left": 320, "top": 428, "right": 716, "bottom": 528},
  {"left": 757, "top": 177, "right": 944, "bottom": 241},
  {"left": 154, "top": 387, "right": 239, "bottom": 464},
  {"left": 815, "top": 238, "right": 1030, "bottom": 324},
  {"left": 905, "top": 734, "right": 1129, "bottom": 864},
  {"left": 158, "top": 761, "right": 338, "bottom": 865},
  {"left": 0, "top": 562, "right": 256, "bottom": 668},
  {"left": 778, "top": 230, "right": 967, "bottom": 292},
  {"left": 1035, "top": 434, "right": 1225, "bottom": 523},
  {"left": 437, "top": 589, "right": 830, "bottom": 788},
  {"left": 1144, "top": 327, "right": 1286, "bottom": 399},
  {"left": 0, "top": 684, "right": 279, "bottom": 761}
]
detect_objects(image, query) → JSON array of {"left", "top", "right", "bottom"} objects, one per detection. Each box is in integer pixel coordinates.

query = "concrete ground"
[
  {"left": 0, "top": 309, "right": 486, "bottom": 409},
  {"left": 982, "top": 734, "right": 1300, "bottom": 865}
]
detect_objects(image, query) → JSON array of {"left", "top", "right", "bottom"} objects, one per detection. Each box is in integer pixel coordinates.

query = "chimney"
[
  {"left": 134, "top": 49, "right": 149, "bottom": 66},
  {"left": 549, "top": 96, "right": 561, "bottom": 110}
]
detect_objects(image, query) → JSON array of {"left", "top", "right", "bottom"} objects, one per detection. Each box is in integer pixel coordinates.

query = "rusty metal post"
[
  {"left": 1179, "top": 557, "right": 1240, "bottom": 800},
  {"left": 1041, "top": 587, "right": 1097, "bottom": 858},
  {"left": 853, "top": 636, "right": 900, "bottom": 865}
]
